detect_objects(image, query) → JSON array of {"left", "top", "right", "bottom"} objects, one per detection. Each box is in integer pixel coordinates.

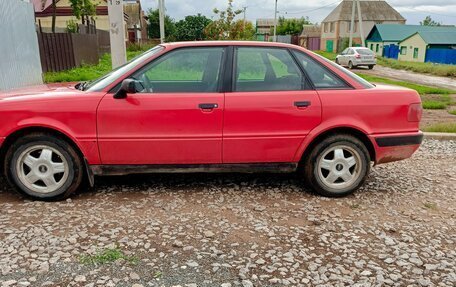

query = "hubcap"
[
  {"left": 317, "top": 145, "right": 362, "bottom": 191},
  {"left": 16, "top": 145, "right": 69, "bottom": 194}
]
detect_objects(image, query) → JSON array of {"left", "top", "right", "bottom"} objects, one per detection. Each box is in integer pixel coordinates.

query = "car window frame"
[
  {"left": 231, "top": 46, "right": 313, "bottom": 93},
  {"left": 109, "top": 46, "right": 228, "bottom": 94}
]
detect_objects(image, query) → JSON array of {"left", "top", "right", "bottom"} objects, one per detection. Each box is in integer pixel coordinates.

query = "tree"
[
  {"left": 230, "top": 19, "right": 255, "bottom": 40},
  {"left": 420, "top": 16, "right": 441, "bottom": 26},
  {"left": 69, "top": 0, "right": 96, "bottom": 25},
  {"left": 204, "top": 0, "right": 243, "bottom": 40},
  {"left": 273, "top": 16, "right": 312, "bottom": 35},
  {"left": 146, "top": 9, "right": 176, "bottom": 41},
  {"left": 175, "top": 14, "right": 212, "bottom": 41}
]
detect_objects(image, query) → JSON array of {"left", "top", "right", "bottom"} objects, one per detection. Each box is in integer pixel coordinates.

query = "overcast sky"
[{"left": 139, "top": 0, "right": 456, "bottom": 26}]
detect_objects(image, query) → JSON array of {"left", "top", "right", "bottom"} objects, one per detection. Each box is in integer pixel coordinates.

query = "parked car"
[
  {"left": 0, "top": 41, "right": 423, "bottom": 200},
  {"left": 336, "top": 47, "right": 377, "bottom": 69}
]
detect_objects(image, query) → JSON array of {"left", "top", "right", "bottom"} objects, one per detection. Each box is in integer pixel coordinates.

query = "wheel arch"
[
  {"left": 298, "top": 126, "right": 376, "bottom": 164},
  {"left": 0, "top": 126, "right": 87, "bottom": 174}
]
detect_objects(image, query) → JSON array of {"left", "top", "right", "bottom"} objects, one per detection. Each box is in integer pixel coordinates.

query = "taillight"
[
  {"left": 408, "top": 103, "right": 422, "bottom": 122},
  {"left": 355, "top": 54, "right": 361, "bottom": 59}
]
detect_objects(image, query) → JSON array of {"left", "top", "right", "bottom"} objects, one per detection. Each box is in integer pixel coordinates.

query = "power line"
[
  {"left": 405, "top": 7, "right": 456, "bottom": 19},
  {"left": 280, "top": 0, "right": 341, "bottom": 15}
]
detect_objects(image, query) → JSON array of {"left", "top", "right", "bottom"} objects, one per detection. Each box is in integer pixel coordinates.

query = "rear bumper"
[{"left": 370, "top": 132, "right": 423, "bottom": 164}]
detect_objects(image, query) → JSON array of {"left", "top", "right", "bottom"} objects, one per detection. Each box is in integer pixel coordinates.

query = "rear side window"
[
  {"left": 292, "top": 51, "right": 349, "bottom": 89},
  {"left": 293, "top": 50, "right": 374, "bottom": 89},
  {"left": 235, "top": 47, "right": 307, "bottom": 92}
]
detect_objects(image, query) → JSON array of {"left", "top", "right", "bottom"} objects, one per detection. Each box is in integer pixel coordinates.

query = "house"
[
  {"left": 255, "top": 18, "right": 277, "bottom": 41},
  {"left": 366, "top": 24, "right": 456, "bottom": 59},
  {"left": 320, "top": 0, "right": 405, "bottom": 52},
  {"left": 32, "top": 0, "right": 110, "bottom": 32},
  {"left": 398, "top": 31, "right": 456, "bottom": 64},
  {"left": 299, "top": 25, "right": 321, "bottom": 50},
  {"left": 123, "top": 0, "right": 148, "bottom": 43}
]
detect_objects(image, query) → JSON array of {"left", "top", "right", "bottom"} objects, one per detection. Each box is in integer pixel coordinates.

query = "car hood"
[{"left": 0, "top": 82, "right": 81, "bottom": 100}]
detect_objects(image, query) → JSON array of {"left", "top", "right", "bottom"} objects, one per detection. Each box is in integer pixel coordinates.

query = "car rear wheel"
[
  {"left": 302, "top": 134, "right": 370, "bottom": 197},
  {"left": 368, "top": 65, "right": 374, "bottom": 70},
  {"left": 5, "top": 133, "right": 83, "bottom": 201},
  {"left": 335, "top": 58, "right": 339, "bottom": 65},
  {"left": 348, "top": 61, "right": 354, "bottom": 69}
]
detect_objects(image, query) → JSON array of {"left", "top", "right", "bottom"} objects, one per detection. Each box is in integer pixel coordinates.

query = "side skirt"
[{"left": 90, "top": 163, "right": 298, "bottom": 176}]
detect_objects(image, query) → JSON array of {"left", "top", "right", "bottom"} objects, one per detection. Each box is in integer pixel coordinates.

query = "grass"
[
  {"left": 423, "top": 123, "right": 456, "bottom": 133},
  {"left": 377, "top": 57, "right": 456, "bottom": 78},
  {"left": 423, "top": 202, "right": 437, "bottom": 210},
  {"left": 44, "top": 51, "right": 143, "bottom": 83},
  {"left": 449, "top": 110, "right": 456, "bottom": 115},
  {"left": 79, "top": 247, "right": 138, "bottom": 266},
  {"left": 314, "top": 50, "right": 337, "bottom": 61},
  {"left": 356, "top": 74, "right": 456, "bottom": 95}
]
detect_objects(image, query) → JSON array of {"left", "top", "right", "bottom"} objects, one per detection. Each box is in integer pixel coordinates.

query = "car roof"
[{"left": 161, "top": 41, "right": 301, "bottom": 49}]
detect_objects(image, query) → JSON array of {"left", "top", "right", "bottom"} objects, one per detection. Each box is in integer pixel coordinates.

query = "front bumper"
[{"left": 370, "top": 132, "right": 423, "bottom": 164}]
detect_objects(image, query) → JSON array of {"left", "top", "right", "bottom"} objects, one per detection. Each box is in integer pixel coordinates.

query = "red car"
[{"left": 0, "top": 41, "right": 423, "bottom": 200}]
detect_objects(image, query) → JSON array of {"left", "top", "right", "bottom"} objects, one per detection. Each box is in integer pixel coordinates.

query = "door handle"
[
  {"left": 199, "top": 103, "right": 218, "bottom": 110},
  {"left": 294, "top": 101, "right": 311, "bottom": 108}
]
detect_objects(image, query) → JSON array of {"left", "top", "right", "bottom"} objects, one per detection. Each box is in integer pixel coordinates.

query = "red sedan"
[{"left": 0, "top": 41, "right": 423, "bottom": 200}]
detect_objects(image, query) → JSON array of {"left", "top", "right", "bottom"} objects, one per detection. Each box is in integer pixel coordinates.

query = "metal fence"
[{"left": 0, "top": 0, "right": 43, "bottom": 91}]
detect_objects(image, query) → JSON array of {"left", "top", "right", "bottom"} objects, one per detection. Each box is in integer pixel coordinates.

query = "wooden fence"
[{"left": 37, "top": 32, "right": 100, "bottom": 72}]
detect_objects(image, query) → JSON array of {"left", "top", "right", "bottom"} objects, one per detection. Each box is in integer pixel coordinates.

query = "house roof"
[
  {"left": 322, "top": 0, "right": 405, "bottom": 23},
  {"left": 299, "top": 25, "right": 321, "bottom": 37},
  {"left": 367, "top": 24, "right": 456, "bottom": 42},
  {"left": 402, "top": 31, "right": 456, "bottom": 45}
]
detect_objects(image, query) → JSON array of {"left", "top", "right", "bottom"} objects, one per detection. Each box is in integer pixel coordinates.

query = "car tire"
[
  {"left": 301, "top": 134, "right": 370, "bottom": 197},
  {"left": 4, "top": 133, "right": 83, "bottom": 201},
  {"left": 335, "top": 58, "right": 339, "bottom": 65},
  {"left": 368, "top": 65, "right": 374, "bottom": 70},
  {"left": 348, "top": 61, "right": 354, "bottom": 69}
]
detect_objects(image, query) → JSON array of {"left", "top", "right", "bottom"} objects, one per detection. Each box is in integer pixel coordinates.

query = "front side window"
[
  {"left": 235, "top": 47, "right": 305, "bottom": 92},
  {"left": 132, "top": 47, "right": 224, "bottom": 93}
]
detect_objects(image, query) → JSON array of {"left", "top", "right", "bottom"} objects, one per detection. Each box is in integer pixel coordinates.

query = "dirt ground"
[{"left": 356, "top": 65, "right": 456, "bottom": 91}]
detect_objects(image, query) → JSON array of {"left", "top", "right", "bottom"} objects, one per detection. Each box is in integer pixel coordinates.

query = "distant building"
[
  {"left": 320, "top": 0, "right": 405, "bottom": 52},
  {"left": 299, "top": 25, "right": 321, "bottom": 50},
  {"left": 31, "top": 0, "right": 110, "bottom": 32},
  {"left": 255, "top": 18, "right": 277, "bottom": 41},
  {"left": 124, "top": 0, "right": 148, "bottom": 43},
  {"left": 366, "top": 24, "right": 456, "bottom": 62},
  {"left": 398, "top": 30, "right": 456, "bottom": 64}
]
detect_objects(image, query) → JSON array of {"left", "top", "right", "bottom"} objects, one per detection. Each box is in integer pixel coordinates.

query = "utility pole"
[
  {"left": 242, "top": 6, "right": 247, "bottom": 32},
  {"left": 158, "top": 0, "right": 165, "bottom": 44},
  {"left": 356, "top": 0, "right": 365, "bottom": 47},
  {"left": 273, "top": 0, "right": 278, "bottom": 42},
  {"left": 349, "top": 0, "right": 355, "bottom": 47},
  {"left": 108, "top": 0, "right": 126, "bottom": 68}
]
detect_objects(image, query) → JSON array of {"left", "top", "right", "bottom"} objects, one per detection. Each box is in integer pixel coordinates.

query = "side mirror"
[{"left": 114, "top": 79, "right": 137, "bottom": 99}]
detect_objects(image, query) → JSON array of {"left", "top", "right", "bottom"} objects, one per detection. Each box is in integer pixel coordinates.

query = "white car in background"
[{"left": 335, "top": 47, "right": 376, "bottom": 69}]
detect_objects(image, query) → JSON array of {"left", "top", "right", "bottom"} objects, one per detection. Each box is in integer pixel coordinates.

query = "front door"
[
  {"left": 223, "top": 47, "right": 322, "bottom": 163},
  {"left": 97, "top": 47, "right": 226, "bottom": 164}
]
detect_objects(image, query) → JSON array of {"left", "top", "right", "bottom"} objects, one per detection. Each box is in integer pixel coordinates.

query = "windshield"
[
  {"left": 356, "top": 48, "right": 374, "bottom": 55},
  {"left": 312, "top": 52, "right": 375, "bottom": 89},
  {"left": 85, "top": 45, "right": 164, "bottom": 92}
]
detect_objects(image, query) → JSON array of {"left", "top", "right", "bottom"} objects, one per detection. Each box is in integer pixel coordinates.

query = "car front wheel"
[
  {"left": 348, "top": 61, "right": 355, "bottom": 69},
  {"left": 302, "top": 134, "right": 370, "bottom": 197},
  {"left": 5, "top": 133, "right": 83, "bottom": 201}
]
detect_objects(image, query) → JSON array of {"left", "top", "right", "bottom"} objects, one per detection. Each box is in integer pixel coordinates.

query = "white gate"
[{"left": 0, "top": 0, "right": 43, "bottom": 91}]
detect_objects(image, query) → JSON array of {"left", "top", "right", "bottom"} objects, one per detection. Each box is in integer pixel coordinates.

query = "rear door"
[
  {"left": 222, "top": 46, "right": 322, "bottom": 163},
  {"left": 97, "top": 46, "right": 226, "bottom": 165}
]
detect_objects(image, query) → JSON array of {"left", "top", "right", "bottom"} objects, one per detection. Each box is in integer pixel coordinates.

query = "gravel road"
[
  {"left": 356, "top": 65, "right": 456, "bottom": 91},
  {"left": 1, "top": 139, "right": 455, "bottom": 287}
]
